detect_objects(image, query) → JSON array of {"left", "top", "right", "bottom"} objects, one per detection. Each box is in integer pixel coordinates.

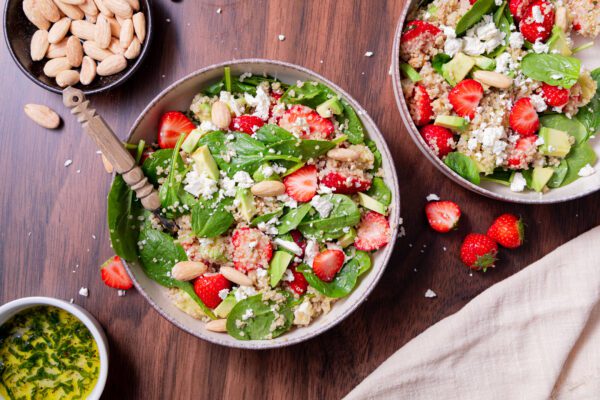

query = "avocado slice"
[
  {"left": 547, "top": 26, "right": 572, "bottom": 56},
  {"left": 252, "top": 163, "right": 281, "bottom": 182},
  {"left": 400, "top": 63, "right": 422, "bottom": 82},
  {"left": 214, "top": 291, "right": 237, "bottom": 318},
  {"left": 357, "top": 192, "right": 388, "bottom": 215},
  {"left": 181, "top": 128, "right": 204, "bottom": 154},
  {"left": 472, "top": 56, "right": 496, "bottom": 71},
  {"left": 236, "top": 188, "right": 256, "bottom": 223},
  {"left": 191, "top": 145, "right": 220, "bottom": 180},
  {"left": 195, "top": 103, "right": 212, "bottom": 122},
  {"left": 539, "top": 127, "right": 572, "bottom": 158},
  {"left": 434, "top": 115, "right": 469, "bottom": 132},
  {"left": 442, "top": 53, "right": 475, "bottom": 86},
  {"left": 531, "top": 166, "right": 554, "bottom": 192},
  {"left": 337, "top": 227, "right": 357, "bottom": 248},
  {"left": 316, "top": 98, "right": 343, "bottom": 118},
  {"left": 269, "top": 251, "right": 293, "bottom": 287}
]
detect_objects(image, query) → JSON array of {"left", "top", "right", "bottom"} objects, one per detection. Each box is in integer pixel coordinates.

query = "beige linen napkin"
[{"left": 345, "top": 226, "right": 600, "bottom": 400}]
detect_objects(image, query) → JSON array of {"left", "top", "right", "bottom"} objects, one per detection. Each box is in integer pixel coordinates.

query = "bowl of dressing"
[{"left": 0, "top": 297, "right": 108, "bottom": 399}]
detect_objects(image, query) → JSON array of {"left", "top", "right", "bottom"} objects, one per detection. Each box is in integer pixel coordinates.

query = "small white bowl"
[{"left": 0, "top": 297, "right": 109, "bottom": 399}]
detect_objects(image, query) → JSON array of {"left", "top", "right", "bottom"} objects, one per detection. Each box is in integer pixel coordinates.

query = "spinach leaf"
[
  {"left": 540, "top": 114, "right": 587, "bottom": 145},
  {"left": 298, "top": 195, "right": 361, "bottom": 240},
  {"left": 365, "top": 139, "right": 382, "bottom": 171},
  {"left": 455, "top": 0, "right": 495, "bottom": 35},
  {"left": 277, "top": 203, "right": 313, "bottom": 234},
  {"left": 139, "top": 227, "right": 215, "bottom": 318},
  {"left": 562, "top": 143, "right": 597, "bottom": 186},
  {"left": 297, "top": 250, "right": 371, "bottom": 298},
  {"left": 366, "top": 177, "right": 392, "bottom": 206},
  {"left": 488, "top": 3, "right": 510, "bottom": 57},
  {"left": 191, "top": 197, "right": 235, "bottom": 238},
  {"left": 226, "top": 293, "right": 295, "bottom": 340},
  {"left": 575, "top": 68, "right": 600, "bottom": 137},
  {"left": 142, "top": 149, "right": 174, "bottom": 186},
  {"left": 520, "top": 54, "right": 581, "bottom": 88},
  {"left": 340, "top": 99, "right": 365, "bottom": 144},
  {"left": 250, "top": 208, "right": 283, "bottom": 227},
  {"left": 203, "top": 70, "right": 283, "bottom": 97},
  {"left": 107, "top": 175, "right": 143, "bottom": 262},
  {"left": 547, "top": 160, "right": 568, "bottom": 188},
  {"left": 481, "top": 169, "right": 513, "bottom": 186},
  {"left": 432, "top": 54, "right": 452, "bottom": 75},
  {"left": 254, "top": 124, "right": 335, "bottom": 160},
  {"left": 444, "top": 152, "right": 481, "bottom": 184},
  {"left": 158, "top": 135, "right": 196, "bottom": 218}
]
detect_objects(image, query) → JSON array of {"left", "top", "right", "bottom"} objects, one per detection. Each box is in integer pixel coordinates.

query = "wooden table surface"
[{"left": 1, "top": 1, "right": 599, "bottom": 399}]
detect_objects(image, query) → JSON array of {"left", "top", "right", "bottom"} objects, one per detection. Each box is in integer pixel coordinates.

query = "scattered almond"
[
  {"left": 52, "top": 0, "right": 84, "bottom": 20},
  {"left": 71, "top": 20, "right": 96, "bottom": 41},
  {"left": 124, "top": 37, "right": 140, "bottom": 59},
  {"left": 171, "top": 261, "right": 208, "bottom": 281},
  {"left": 23, "top": 0, "right": 50, "bottom": 30},
  {"left": 46, "top": 39, "right": 68, "bottom": 58},
  {"left": 108, "top": 37, "right": 123, "bottom": 54},
  {"left": 61, "top": 0, "right": 86, "bottom": 4},
  {"left": 104, "top": 0, "right": 132, "bottom": 18},
  {"left": 95, "top": 14, "right": 112, "bottom": 48},
  {"left": 24, "top": 104, "right": 61, "bottom": 129},
  {"left": 211, "top": 101, "right": 232, "bottom": 129},
  {"left": 119, "top": 18, "right": 134, "bottom": 49},
  {"left": 66, "top": 36, "right": 84, "bottom": 67},
  {"left": 83, "top": 40, "right": 113, "bottom": 61},
  {"left": 205, "top": 319, "right": 227, "bottom": 333},
  {"left": 43, "top": 57, "right": 71, "bottom": 77},
  {"left": 48, "top": 17, "right": 72, "bottom": 44},
  {"left": 132, "top": 12, "right": 145, "bottom": 42},
  {"left": 101, "top": 153, "right": 114, "bottom": 172},
  {"left": 79, "top": 55, "right": 97, "bottom": 84},
  {"left": 251, "top": 180, "right": 286, "bottom": 197},
  {"left": 85, "top": 13, "right": 98, "bottom": 23},
  {"left": 79, "top": 0, "right": 99, "bottom": 16},
  {"left": 56, "top": 69, "right": 80, "bottom": 87},
  {"left": 327, "top": 148, "right": 360, "bottom": 161},
  {"left": 472, "top": 70, "right": 513, "bottom": 89},
  {"left": 555, "top": 6, "right": 568, "bottom": 32},
  {"left": 124, "top": 0, "right": 139, "bottom": 11},
  {"left": 93, "top": 0, "right": 113, "bottom": 17},
  {"left": 107, "top": 17, "right": 121, "bottom": 36},
  {"left": 96, "top": 53, "right": 127, "bottom": 75},
  {"left": 31, "top": 30, "right": 50, "bottom": 61},
  {"left": 220, "top": 266, "right": 253, "bottom": 287},
  {"left": 37, "top": 0, "right": 61, "bottom": 23}
]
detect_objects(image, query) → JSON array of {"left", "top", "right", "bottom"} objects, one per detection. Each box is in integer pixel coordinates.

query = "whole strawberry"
[
  {"left": 460, "top": 233, "right": 498, "bottom": 272},
  {"left": 487, "top": 214, "right": 524, "bottom": 249},
  {"left": 425, "top": 200, "right": 461, "bottom": 233}
]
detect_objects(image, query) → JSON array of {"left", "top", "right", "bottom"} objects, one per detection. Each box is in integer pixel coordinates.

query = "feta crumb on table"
[
  {"left": 425, "top": 289, "right": 437, "bottom": 298},
  {"left": 78, "top": 287, "right": 89, "bottom": 297},
  {"left": 426, "top": 193, "right": 440, "bottom": 201}
]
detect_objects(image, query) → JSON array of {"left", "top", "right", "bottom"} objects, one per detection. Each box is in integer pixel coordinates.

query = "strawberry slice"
[
  {"left": 448, "top": 79, "right": 484, "bottom": 119},
  {"left": 100, "top": 255, "right": 133, "bottom": 290},
  {"left": 230, "top": 115, "right": 265, "bottom": 135},
  {"left": 278, "top": 105, "right": 334, "bottom": 140},
  {"left": 290, "top": 230, "right": 307, "bottom": 259},
  {"left": 321, "top": 171, "right": 372, "bottom": 194},
  {"left": 507, "top": 135, "right": 538, "bottom": 169},
  {"left": 193, "top": 273, "right": 231, "bottom": 309},
  {"left": 355, "top": 211, "right": 391, "bottom": 251},
  {"left": 158, "top": 111, "right": 196, "bottom": 149},
  {"left": 425, "top": 200, "right": 461, "bottom": 233},
  {"left": 312, "top": 249, "right": 345, "bottom": 282},
  {"left": 419, "top": 125, "right": 455, "bottom": 158},
  {"left": 409, "top": 85, "right": 433, "bottom": 127},
  {"left": 283, "top": 165, "right": 318, "bottom": 202},
  {"left": 540, "top": 83, "right": 569, "bottom": 107},
  {"left": 401, "top": 20, "right": 441, "bottom": 43},
  {"left": 288, "top": 265, "right": 309, "bottom": 295},
  {"left": 519, "top": 0, "right": 554, "bottom": 43},
  {"left": 232, "top": 228, "right": 273, "bottom": 272},
  {"left": 509, "top": 0, "right": 531, "bottom": 22},
  {"left": 509, "top": 98, "right": 539, "bottom": 136}
]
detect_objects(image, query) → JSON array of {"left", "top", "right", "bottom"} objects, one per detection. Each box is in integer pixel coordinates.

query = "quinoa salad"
[
  {"left": 400, "top": 0, "right": 600, "bottom": 193},
  {"left": 107, "top": 68, "right": 394, "bottom": 341}
]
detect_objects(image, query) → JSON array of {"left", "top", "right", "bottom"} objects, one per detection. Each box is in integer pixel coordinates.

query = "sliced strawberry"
[
  {"left": 408, "top": 85, "right": 433, "bottom": 127},
  {"left": 507, "top": 135, "right": 538, "bottom": 169},
  {"left": 425, "top": 201, "right": 461, "bottom": 233},
  {"left": 232, "top": 228, "right": 273, "bottom": 272},
  {"left": 449, "top": 79, "right": 484, "bottom": 119},
  {"left": 158, "top": 111, "right": 196, "bottom": 149},
  {"left": 193, "top": 273, "right": 231, "bottom": 309},
  {"left": 321, "top": 171, "right": 372, "bottom": 194},
  {"left": 509, "top": 98, "right": 539, "bottom": 136},
  {"left": 401, "top": 20, "right": 441, "bottom": 43},
  {"left": 509, "top": 0, "right": 531, "bottom": 22},
  {"left": 312, "top": 249, "right": 345, "bottom": 282},
  {"left": 288, "top": 265, "right": 309, "bottom": 295},
  {"left": 419, "top": 125, "right": 455, "bottom": 158},
  {"left": 100, "top": 255, "right": 133, "bottom": 290},
  {"left": 290, "top": 230, "right": 307, "bottom": 258},
  {"left": 230, "top": 115, "right": 265, "bottom": 134},
  {"left": 519, "top": 0, "right": 554, "bottom": 43},
  {"left": 278, "top": 105, "right": 334, "bottom": 140},
  {"left": 540, "top": 83, "right": 569, "bottom": 107},
  {"left": 469, "top": 0, "right": 477, "bottom": 4},
  {"left": 283, "top": 165, "right": 318, "bottom": 202},
  {"left": 355, "top": 211, "right": 391, "bottom": 251}
]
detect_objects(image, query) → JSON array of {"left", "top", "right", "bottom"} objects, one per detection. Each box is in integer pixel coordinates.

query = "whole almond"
[
  {"left": 132, "top": 12, "right": 145, "bottom": 42},
  {"left": 56, "top": 69, "right": 80, "bottom": 87},
  {"left": 43, "top": 57, "right": 71, "bottom": 77},
  {"left": 83, "top": 40, "right": 113, "bottom": 60},
  {"left": 48, "top": 17, "right": 71, "bottom": 44},
  {"left": 31, "top": 30, "right": 50, "bottom": 61},
  {"left": 251, "top": 180, "right": 286, "bottom": 197},
  {"left": 93, "top": 0, "right": 113, "bottom": 17},
  {"left": 472, "top": 70, "right": 513, "bottom": 89},
  {"left": 70, "top": 20, "right": 96, "bottom": 40},
  {"left": 124, "top": 0, "right": 139, "bottom": 11},
  {"left": 171, "top": 261, "right": 208, "bottom": 281},
  {"left": 108, "top": 37, "right": 123, "bottom": 54},
  {"left": 327, "top": 148, "right": 360, "bottom": 162},
  {"left": 46, "top": 39, "right": 68, "bottom": 58},
  {"left": 119, "top": 18, "right": 133, "bottom": 49},
  {"left": 124, "top": 37, "right": 140, "bottom": 59},
  {"left": 37, "top": 0, "right": 61, "bottom": 23},
  {"left": 79, "top": 0, "right": 99, "bottom": 16},
  {"left": 23, "top": 0, "right": 50, "bottom": 30},
  {"left": 24, "top": 104, "right": 61, "bottom": 129},
  {"left": 80, "top": 55, "right": 97, "bottom": 84},
  {"left": 101, "top": 153, "right": 114, "bottom": 172},
  {"left": 85, "top": 13, "right": 97, "bottom": 23},
  {"left": 96, "top": 53, "right": 127, "bottom": 75},
  {"left": 555, "top": 6, "right": 568, "bottom": 32},
  {"left": 61, "top": 0, "right": 85, "bottom": 4},
  {"left": 95, "top": 14, "right": 112, "bottom": 48},
  {"left": 66, "top": 36, "right": 84, "bottom": 66},
  {"left": 220, "top": 266, "right": 253, "bottom": 287},
  {"left": 211, "top": 101, "right": 232, "bottom": 129},
  {"left": 52, "top": 0, "right": 84, "bottom": 20},
  {"left": 104, "top": 0, "right": 132, "bottom": 18},
  {"left": 205, "top": 319, "right": 227, "bottom": 333}
]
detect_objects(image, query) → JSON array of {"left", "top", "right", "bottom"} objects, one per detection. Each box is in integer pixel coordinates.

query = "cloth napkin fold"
[{"left": 345, "top": 226, "right": 600, "bottom": 400}]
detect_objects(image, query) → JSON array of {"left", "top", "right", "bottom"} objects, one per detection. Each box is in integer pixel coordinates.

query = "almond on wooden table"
[
  {"left": 56, "top": 69, "right": 80, "bottom": 87},
  {"left": 83, "top": 40, "right": 113, "bottom": 61},
  {"left": 124, "top": 37, "right": 140, "bottom": 59},
  {"left": 79, "top": 55, "right": 97, "bottom": 84},
  {"left": 48, "top": 17, "right": 71, "bottom": 44},
  {"left": 43, "top": 57, "right": 71, "bottom": 77},
  {"left": 132, "top": 12, "right": 145, "bottom": 42},
  {"left": 71, "top": 20, "right": 96, "bottom": 40},
  {"left": 96, "top": 53, "right": 127, "bottom": 75},
  {"left": 66, "top": 36, "right": 84, "bottom": 67},
  {"left": 52, "top": 0, "right": 84, "bottom": 20},
  {"left": 46, "top": 39, "right": 68, "bottom": 58},
  {"left": 31, "top": 30, "right": 50, "bottom": 61},
  {"left": 23, "top": 0, "right": 50, "bottom": 30},
  {"left": 23, "top": 104, "right": 61, "bottom": 129},
  {"left": 119, "top": 18, "right": 134, "bottom": 49},
  {"left": 37, "top": 0, "right": 61, "bottom": 23},
  {"left": 95, "top": 14, "right": 112, "bottom": 48}
]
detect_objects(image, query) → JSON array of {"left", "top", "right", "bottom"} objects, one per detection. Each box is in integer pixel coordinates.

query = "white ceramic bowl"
[
  {"left": 391, "top": 2, "right": 600, "bottom": 204},
  {"left": 0, "top": 297, "right": 109, "bottom": 399},
  {"left": 123, "top": 59, "right": 401, "bottom": 349}
]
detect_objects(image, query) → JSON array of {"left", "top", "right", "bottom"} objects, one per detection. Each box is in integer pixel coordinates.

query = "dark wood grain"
[{"left": 1, "top": 1, "right": 599, "bottom": 399}]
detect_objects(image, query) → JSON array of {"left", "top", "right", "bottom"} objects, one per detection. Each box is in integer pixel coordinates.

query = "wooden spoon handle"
[{"left": 62, "top": 87, "right": 161, "bottom": 211}]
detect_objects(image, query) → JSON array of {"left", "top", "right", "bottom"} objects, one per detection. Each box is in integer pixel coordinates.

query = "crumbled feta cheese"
[
  {"left": 78, "top": 287, "right": 89, "bottom": 297},
  {"left": 277, "top": 194, "right": 298, "bottom": 209},
  {"left": 241, "top": 309, "right": 254, "bottom": 320},
  {"left": 529, "top": 94, "right": 548, "bottom": 112},
  {"left": 117, "top": 290, "right": 126, "bottom": 297},
  {"left": 234, "top": 285, "right": 257, "bottom": 301},
  {"left": 550, "top": 73, "right": 563, "bottom": 80},
  {"left": 184, "top": 170, "right": 218, "bottom": 197},
  {"left": 508, "top": 32, "right": 524, "bottom": 49},
  {"left": 531, "top": 5, "right": 544, "bottom": 23},
  {"left": 578, "top": 163, "right": 595, "bottom": 177},
  {"left": 278, "top": 34, "right": 286, "bottom": 41},
  {"left": 535, "top": 136, "right": 545, "bottom": 146},
  {"left": 274, "top": 238, "right": 303, "bottom": 255},
  {"left": 445, "top": 38, "right": 464, "bottom": 57},
  {"left": 510, "top": 172, "right": 527, "bottom": 192},
  {"left": 282, "top": 269, "right": 295, "bottom": 282},
  {"left": 216, "top": 8, "right": 222, "bottom": 14},
  {"left": 261, "top": 165, "right": 274, "bottom": 178},
  {"left": 256, "top": 268, "right": 268, "bottom": 278},
  {"left": 364, "top": 51, "right": 374, "bottom": 57},
  {"left": 293, "top": 300, "right": 313, "bottom": 325},
  {"left": 232, "top": 171, "right": 254, "bottom": 188},
  {"left": 199, "top": 120, "right": 219, "bottom": 132},
  {"left": 271, "top": 163, "right": 287, "bottom": 174},
  {"left": 64, "top": 159, "right": 73, "bottom": 167},
  {"left": 218, "top": 289, "right": 230, "bottom": 300},
  {"left": 426, "top": 193, "right": 440, "bottom": 201},
  {"left": 219, "top": 91, "right": 244, "bottom": 116},
  {"left": 310, "top": 195, "right": 334, "bottom": 218},
  {"left": 495, "top": 0, "right": 503, "bottom": 5},
  {"left": 532, "top": 39, "right": 549, "bottom": 53},
  {"left": 244, "top": 85, "right": 271, "bottom": 121},
  {"left": 304, "top": 240, "right": 319, "bottom": 266},
  {"left": 425, "top": 289, "right": 437, "bottom": 298}
]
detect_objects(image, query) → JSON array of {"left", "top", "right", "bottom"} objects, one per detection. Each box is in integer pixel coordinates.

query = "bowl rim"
[
  {"left": 390, "top": 2, "right": 599, "bottom": 204},
  {"left": 2, "top": 0, "right": 153, "bottom": 96},
  {"left": 0, "top": 296, "right": 109, "bottom": 399},
  {"left": 122, "top": 58, "right": 401, "bottom": 349}
]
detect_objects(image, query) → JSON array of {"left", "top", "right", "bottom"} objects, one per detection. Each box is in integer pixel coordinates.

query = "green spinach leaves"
[
  {"left": 191, "top": 197, "right": 235, "bottom": 238},
  {"left": 444, "top": 152, "right": 481, "bottom": 184},
  {"left": 520, "top": 54, "right": 581, "bottom": 88},
  {"left": 575, "top": 68, "right": 600, "bottom": 136},
  {"left": 455, "top": 0, "right": 494, "bottom": 35},
  {"left": 298, "top": 195, "right": 361, "bottom": 240},
  {"left": 226, "top": 293, "right": 296, "bottom": 340}
]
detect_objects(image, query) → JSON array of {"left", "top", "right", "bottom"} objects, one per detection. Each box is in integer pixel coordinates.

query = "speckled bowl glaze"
[
  {"left": 391, "top": 2, "right": 600, "bottom": 204},
  {"left": 121, "top": 59, "right": 401, "bottom": 349}
]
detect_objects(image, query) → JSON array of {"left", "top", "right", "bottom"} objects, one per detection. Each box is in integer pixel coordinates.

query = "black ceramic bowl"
[{"left": 3, "top": 0, "right": 153, "bottom": 95}]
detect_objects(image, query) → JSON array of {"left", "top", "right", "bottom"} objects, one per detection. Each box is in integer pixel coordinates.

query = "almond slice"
[
  {"left": 46, "top": 39, "right": 68, "bottom": 58},
  {"left": 23, "top": 0, "right": 50, "bottom": 30},
  {"left": 124, "top": 0, "right": 140, "bottom": 11},
  {"left": 37, "top": 0, "right": 61, "bottom": 23},
  {"left": 124, "top": 37, "right": 140, "bottom": 59},
  {"left": 56, "top": 69, "right": 80, "bottom": 87},
  {"left": 103, "top": 0, "right": 132, "bottom": 18},
  {"left": 52, "top": 0, "right": 84, "bottom": 20},
  {"left": 43, "top": 57, "right": 71, "bottom": 77},
  {"left": 107, "top": 17, "right": 121, "bottom": 37},
  {"left": 24, "top": 104, "right": 61, "bottom": 129},
  {"left": 80, "top": 55, "right": 97, "bottom": 85},
  {"left": 119, "top": 18, "right": 134, "bottom": 49},
  {"left": 71, "top": 20, "right": 96, "bottom": 40},
  {"left": 220, "top": 266, "right": 254, "bottom": 287},
  {"left": 79, "top": 0, "right": 99, "bottom": 16},
  {"left": 62, "top": 0, "right": 86, "bottom": 4},
  {"left": 31, "top": 30, "right": 50, "bottom": 61},
  {"left": 96, "top": 53, "right": 127, "bottom": 75},
  {"left": 251, "top": 181, "right": 286, "bottom": 197},
  {"left": 66, "top": 36, "right": 84, "bottom": 67},
  {"left": 211, "top": 101, "right": 232, "bottom": 129},
  {"left": 472, "top": 70, "right": 513, "bottom": 89},
  {"left": 48, "top": 17, "right": 72, "bottom": 44},
  {"left": 95, "top": 14, "right": 112, "bottom": 48},
  {"left": 327, "top": 148, "right": 360, "bottom": 161},
  {"left": 83, "top": 40, "right": 113, "bottom": 60},
  {"left": 205, "top": 319, "right": 227, "bottom": 333},
  {"left": 171, "top": 261, "right": 208, "bottom": 281},
  {"left": 132, "top": 12, "right": 145, "bottom": 42},
  {"left": 108, "top": 37, "right": 123, "bottom": 54},
  {"left": 93, "top": 0, "right": 113, "bottom": 17}
]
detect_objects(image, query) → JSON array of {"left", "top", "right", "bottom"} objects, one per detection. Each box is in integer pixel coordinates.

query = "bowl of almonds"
[{"left": 4, "top": 0, "right": 152, "bottom": 94}]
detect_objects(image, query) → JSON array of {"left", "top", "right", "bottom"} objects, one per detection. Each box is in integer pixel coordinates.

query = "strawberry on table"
[
  {"left": 283, "top": 165, "right": 318, "bottom": 202},
  {"left": 460, "top": 233, "right": 498, "bottom": 272},
  {"left": 408, "top": 85, "right": 433, "bottom": 127},
  {"left": 355, "top": 211, "right": 391, "bottom": 251},
  {"left": 540, "top": 84, "right": 570, "bottom": 107},
  {"left": 100, "top": 255, "right": 133, "bottom": 290},
  {"left": 312, "top": 249, "right": 345, "bottom": 282},
  {"left": 425, "top": 200, "right": 461, "bottom": 233},
  {"left": 487, "top": 214, "right": 524, "bottom": 249},
  {"left": 193, "top": 273, "right": 231, "bottom": 309},
  {"left": 288, "top": 265, "right": 309, "bottom": 294},
  {"left": 419, "top": 125, "right": 455, "bottom": 158},
  {"left": 448, "top": 79, "right": 484, "bottom": 119},
  {"left": 230, "top": 115, "right": 265, "bottom": 135},
  {"left": 519, "top": 0, "right": 554, "bottom": 43},
  {"left": 158, "top": 111, "right": 196, "bottom": 149},
  {"left": 507, "top": 135, "right": 538, "bottom": 169},
  {"left": 278, "top": 105, "right": 334, "bottom": 140},
  {"left": 232, "top": 228, "right": 273, "bottom": 273},
  {"left": 321, "top": 171, "right": 372, "bottom": 194},
  {"left": 509, "top": 97, "right": 539, "bottom": 136}
]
